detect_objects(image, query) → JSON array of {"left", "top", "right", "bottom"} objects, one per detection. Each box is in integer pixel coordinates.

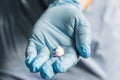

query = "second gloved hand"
[{"left": 25, "top": 1, "right": 91, "bottom": 79}]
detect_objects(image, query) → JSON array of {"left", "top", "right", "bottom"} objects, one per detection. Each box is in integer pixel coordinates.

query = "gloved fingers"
[
  {"left": 25, "top": 41, "right": 37, "bottom": 68},
  {"left": 53, "top": 48, "right": 79, "bottom": 73},
  {"left": 75, "top": 14, "right": 91, "bottom": 58},
  {"left": 28, "top": 47, "right": 50, "bottom": 72},
  {"left": 40, "top": 58, "right": 58, "bottom": 79},
  {"left": 25, "top": 40, "right": 50, "bottom": 72}
]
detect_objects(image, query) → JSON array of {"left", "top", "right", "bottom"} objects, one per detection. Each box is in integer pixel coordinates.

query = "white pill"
[{"left": 55, "top": 46, "right": 64, "bottom": 57}]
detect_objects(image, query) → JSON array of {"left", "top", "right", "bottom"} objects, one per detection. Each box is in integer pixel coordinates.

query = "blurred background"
[
  {"left": 0, "top": 0, "right": 120, "bottom": 80},
  {"left": 84, "top": 0, "right": 120, "bottom": 80}
]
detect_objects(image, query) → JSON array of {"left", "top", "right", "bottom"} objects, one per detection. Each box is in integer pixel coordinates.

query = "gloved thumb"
[{"left": 75, "top": 14, "right": 91, "bottom": 58}]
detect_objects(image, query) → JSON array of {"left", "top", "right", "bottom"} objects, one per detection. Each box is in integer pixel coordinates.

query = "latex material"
[
  {"left": 49, "top": 0, "right": 80, "bottom": 8},
  {"left": 25, "top": 0, "right": 91, "bottom": 79}
]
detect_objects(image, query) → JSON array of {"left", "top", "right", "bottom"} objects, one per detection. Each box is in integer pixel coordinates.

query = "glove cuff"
[{"left": 49, "top": 0, "right": 82, "bottom": 9}]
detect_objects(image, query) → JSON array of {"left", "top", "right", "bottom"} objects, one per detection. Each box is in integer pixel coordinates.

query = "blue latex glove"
[{"left": 25, "top": 0, "right": 91, "bottom": 79}]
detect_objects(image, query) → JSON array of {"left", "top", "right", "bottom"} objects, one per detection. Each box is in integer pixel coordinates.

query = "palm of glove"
[{"left": 25, "top": 4, "right": 91, "bottom": 79}]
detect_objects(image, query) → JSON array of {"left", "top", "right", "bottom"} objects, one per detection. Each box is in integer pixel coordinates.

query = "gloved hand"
[{"left": 25, "top": 0, "right": 91, "bottom": 79}]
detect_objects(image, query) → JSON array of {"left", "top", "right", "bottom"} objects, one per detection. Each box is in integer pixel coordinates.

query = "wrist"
[
  {"left": 49, "top": 0, "right": 81, "bottom": 9},
  {"left": 49, "top": 0, "right": 93, "bottom": 11}
]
